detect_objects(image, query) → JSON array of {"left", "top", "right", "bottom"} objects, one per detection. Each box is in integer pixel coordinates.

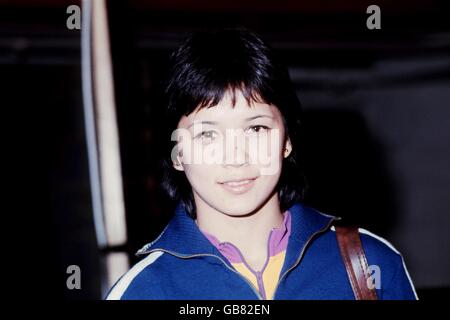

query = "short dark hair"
[{"left": 160, "top": 27, "right": 307, "bottom": 219}]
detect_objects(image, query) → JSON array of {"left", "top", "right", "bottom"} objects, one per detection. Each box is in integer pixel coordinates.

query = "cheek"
[
  {"left": 178, "top": 138, "right": 222, "bottom": 166},
  {"left": 248, "top": 131, "right": 285, "bottom": 176},
  {"left": 183, "top": 164, "right": 217, "bottom": 188},
  {"left": 259, "top": 167, "right": 282, "bottom": 186}
]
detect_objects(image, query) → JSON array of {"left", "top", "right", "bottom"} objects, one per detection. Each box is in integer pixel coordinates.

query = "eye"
[
  {"left": 195, "top": 130, "right": 218, "bottom": 143},
  {"left": 247, "top": 125, "right": 270, "bottom": 134}
]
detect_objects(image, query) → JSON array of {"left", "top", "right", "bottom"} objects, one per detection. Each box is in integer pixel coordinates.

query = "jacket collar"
[
  {"left": 281, "top": 202, "right": 339, "bottom": 275},
  {"left": 137, "top": 202, "right": 339, "bottom": 263},
  {"left": 136, "top": 203, "right": 219, "bottom": 257}
]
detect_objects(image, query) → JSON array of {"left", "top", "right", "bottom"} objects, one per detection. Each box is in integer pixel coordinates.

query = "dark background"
[{"left": 2, "top": 0, "right": 449, "bottom": 299}]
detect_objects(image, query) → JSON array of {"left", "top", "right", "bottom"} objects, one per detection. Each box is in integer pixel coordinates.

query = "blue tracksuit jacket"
[{"left": 106, "top": 202, "right": 418, "bottom": 300}]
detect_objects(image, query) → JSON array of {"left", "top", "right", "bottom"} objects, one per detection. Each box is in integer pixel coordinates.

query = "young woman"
[{"left": 106, "top": 28, "right": 417, "bottom": 300}]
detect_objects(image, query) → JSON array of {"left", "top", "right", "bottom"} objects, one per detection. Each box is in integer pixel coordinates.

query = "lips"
[{"left": 218, "top": 177, "right": 257, "bottom": 195}]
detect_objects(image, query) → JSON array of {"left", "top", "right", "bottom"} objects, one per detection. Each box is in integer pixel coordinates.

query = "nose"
[{"left": 222, "top": 131, "right": 249, "bottom": 167}]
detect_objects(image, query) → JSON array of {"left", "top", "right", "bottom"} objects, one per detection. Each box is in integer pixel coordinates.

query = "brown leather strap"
[{"left": 335, "top": 225, "right": 378, "bottom": 300}]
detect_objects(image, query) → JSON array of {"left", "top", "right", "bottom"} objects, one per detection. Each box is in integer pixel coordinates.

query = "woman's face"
[{"left": 173, "top": 90, "right": 292, "bottom": 216}]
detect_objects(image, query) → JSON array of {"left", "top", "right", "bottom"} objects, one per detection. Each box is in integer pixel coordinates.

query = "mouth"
[{"left": 218, "top": 177, "right": 258, "bottom": 195}]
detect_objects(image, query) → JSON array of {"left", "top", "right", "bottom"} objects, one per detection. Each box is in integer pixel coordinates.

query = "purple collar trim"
[{"left": 199, "top": 210, "right": 292, "bottom": 265}]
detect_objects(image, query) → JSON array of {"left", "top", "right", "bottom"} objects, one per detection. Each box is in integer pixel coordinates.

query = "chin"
[{"left": 216, "top": 200, "right": 261, "bottom": 217}]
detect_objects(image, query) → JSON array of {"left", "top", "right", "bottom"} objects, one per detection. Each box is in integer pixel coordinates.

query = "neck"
[{"left": 194, "top": 193, "right": 284, "bottom": 270}]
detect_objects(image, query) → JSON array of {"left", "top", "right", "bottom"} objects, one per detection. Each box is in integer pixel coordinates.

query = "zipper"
[
  {"left": 255, "top": 271, "right": 266, "bottom": 300},
  {"left": 136, "top": 224, "right": 169, "bottom": 255},
  {"left": 142, "top": 248, "right": 264, "bottom": 300},
  {"left": 220, "top": 229, "right": 274, "bottom": 300},
  {"left": 258, "top": 229, "right": 273, "bottom": 300},
  {"left": 272, "top": 217, "right": 338, "bottom": 299}
]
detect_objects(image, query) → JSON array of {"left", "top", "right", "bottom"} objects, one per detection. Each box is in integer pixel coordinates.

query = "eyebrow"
[
  {"left": 187, "top": 121, "right": 218, "bottom": 129},
  {"left": 187, "top": 115, "right": 274, "bottom": 129},
  {"left": 245, "top": 115, "right": 274, "bottom": 121}
]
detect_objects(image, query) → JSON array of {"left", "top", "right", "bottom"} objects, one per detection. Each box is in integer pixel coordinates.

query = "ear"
[
  {"left": 284, "top": 137, "right": 292, "bottom": 158},
  {"left": 172, "top": 154, "right": 184, "bottom": 171}
]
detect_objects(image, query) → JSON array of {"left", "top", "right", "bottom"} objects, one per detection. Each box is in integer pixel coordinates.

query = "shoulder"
[
  {"left": 357, "top": 228, "right": 403, "bottom": 262},
  {"left": 356, "top": 227, "right": 413, "bottom": 281},
  {"left": 328, "top": 225, "right": 406, "bottom": 273},
  {"left": 328, "top": 225, "right": 402, "bottom": 262},
  {"left": 329, "top": 226, "right": 418, "bottom": 299},
  {"left": 105, "top": 251, "right": 166, "bottom": 300}
]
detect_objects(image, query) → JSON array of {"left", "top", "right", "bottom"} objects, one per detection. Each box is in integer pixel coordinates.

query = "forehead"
[{"left": 178, "top": 90, "right": 283, "bottom": 128}]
